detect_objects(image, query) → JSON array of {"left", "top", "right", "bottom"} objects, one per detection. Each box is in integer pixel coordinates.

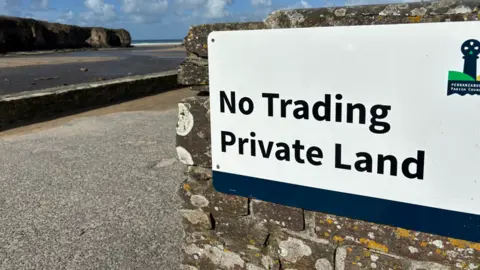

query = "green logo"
[{"left": 447, "top": 39, "right": 480, "bottom": 96}]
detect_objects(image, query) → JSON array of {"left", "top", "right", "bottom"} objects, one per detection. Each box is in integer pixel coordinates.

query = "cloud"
[
  {"left": 0, "top": 0, "right": 21, "bottom": 13},
  {"left": 120, "top": 0, "right": 168, "bottom": 23},
  {"left": 283, "top": 0, "right": 311, "bottom": 9},
  {"left": 298, "top": 0, "right": 311, "bottom": 8},
  {"left": 83, "top": 0, "right": 116, "bottom": 22},
  {"left": 204, "top": 0, "right": 232, "bottom": 18},
  {"left": 122, "top": 0, "right": 168, "bottom": 14},
  {"left": 175, "top": 0, "right": 206, "bottom": 9},
  {"left": 252, "top": 0, "right": 272, "bottom": 7},
  {"left": 174, "top": 0, "right": 232, "bottom": 19},
  {"left": 56, "top": 10, "right": 75, "bottom": 24},
  {"left": 30, "top": 0, "right": 48, "bottom": 9}
]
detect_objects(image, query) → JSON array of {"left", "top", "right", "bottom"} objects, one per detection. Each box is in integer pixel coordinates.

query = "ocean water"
[{"left": 131, "top": 39, "right": 183, "bottom": 46}]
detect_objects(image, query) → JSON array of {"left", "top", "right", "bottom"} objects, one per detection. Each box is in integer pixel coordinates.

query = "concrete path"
[{"left": 0, "top": 89, "right": 194, "bottom": 269}]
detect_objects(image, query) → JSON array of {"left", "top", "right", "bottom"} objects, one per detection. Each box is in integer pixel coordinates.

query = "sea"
[{"left": 131, "top": 39, "right": 183, "bottom": 46}]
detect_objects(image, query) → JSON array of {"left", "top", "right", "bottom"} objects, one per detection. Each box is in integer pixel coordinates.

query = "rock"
[
  {"left": 0, "top": 15, "right": 131, "bottom": 54},
  {"left": 181, "top": 209, "right": 213, "bottom": 231},
  {"left": 313, "top": 212, "right": 480, "bottom": 266},
  {"left": 87, "top": 28, "right": 114, "bottom": 48},
  {"left": 264, "top": 1, "right": 479, "bottom": 29},
  {"left": 179, "top": 178, "right": 248, "bottom": 216},
  {"left": 176, "top": 96, "right": 211, "bottom": 168},
  {"left": 270, "top": 232, "right": 335, "bottom": 269},
  {"left": 80, "top": 68, "right": 88, "bottom": 72},
  {"left": 215, "top": 216, "right": 269, "bottom": 247},
  {"left": 253, "top": 200, "right": 304, "bottom": 231},
  {"left": 335, "top": 246, "right": 451, "bottom": 270},
  {"left": 114, "top": 29, "right": 131, "bottom": 47},
  {"left": 189, "top": 86, "right": 209, "bottom": 93},
  {"left": 178, "top": 56, "right": 209, "bottom": 86},
  {"left": 187, "top": 166, "right": 212, "bottom": 181},
  {"left": 183, "top": 22, "right": 266, "bottom": 58}
]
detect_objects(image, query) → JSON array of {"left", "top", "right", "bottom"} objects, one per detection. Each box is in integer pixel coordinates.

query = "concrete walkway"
[{"left": 0, "top": 89, "right": 194, "bottom": 269}]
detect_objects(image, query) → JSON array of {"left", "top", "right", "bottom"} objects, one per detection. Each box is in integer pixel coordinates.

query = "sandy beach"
[{"left": 0, "top": 45, "right": 186, "bottom": 95}]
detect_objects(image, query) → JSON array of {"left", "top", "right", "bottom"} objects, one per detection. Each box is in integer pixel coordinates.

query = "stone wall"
[
  {"left": 0, "top": 16, "right": 131, "bottom": 54},
  {"left": 176, "top": 1, "right": 480, "bottom": 269},
  {"left": 0, "top": 71, "right": 178, "bottom": 131}
]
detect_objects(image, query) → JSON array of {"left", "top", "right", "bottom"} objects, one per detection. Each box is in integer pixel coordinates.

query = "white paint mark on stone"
[
  {"left": 433, "top": 240, "right": 444, "bottom": 249},
  {"left": 279, "top": 237, "right": 312, "bottom": 263},
  {"left": 370, "top": 254, "right": 379, "bottom": 262},
  {"left": 371, "top": 263, "right": 377, "bottom": 269},
  {"left": 345, "top": 236, "right": 355, "bottom": 241},
  {"left": 204, "top": 245, "right": 245, "bottom": 269},
  {"left": 177, "top": 103, "right": 194, "bottom": 136},
  {"left": 315, "top": 258, "right": 333, "bottom": 270},
  {"left": 334, "top": 247, "right": 347, "bottom": 270},
  {"left": 176, "top": 146, "right": 194, "bottom": 165},
  {"left": 368, "top": 232, "right": 375, "bottom": 239},
  {"left": 408, "top": 246, "right": 419, "bottom": 254},
  {"left": 190, "top": 195, "right": 209, "bottom": 207}
]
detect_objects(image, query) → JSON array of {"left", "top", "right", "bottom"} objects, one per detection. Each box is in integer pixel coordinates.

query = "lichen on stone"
[{"left": 279, "top": 237, "right": 312, "bottom": 263}]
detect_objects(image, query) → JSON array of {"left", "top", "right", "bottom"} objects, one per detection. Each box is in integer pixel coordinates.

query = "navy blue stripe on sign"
[{"left": 212, "top": 171, "right": 480, "bottom": 243}]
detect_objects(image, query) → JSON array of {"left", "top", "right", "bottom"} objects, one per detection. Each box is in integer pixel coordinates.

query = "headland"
[{"left": 0, "top": 15, "right": 131, "bottom": 54}]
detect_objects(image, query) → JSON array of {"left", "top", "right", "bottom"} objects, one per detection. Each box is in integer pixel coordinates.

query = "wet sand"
[{"left": 0, "top": 45, "right": 186, "bottom": 95}]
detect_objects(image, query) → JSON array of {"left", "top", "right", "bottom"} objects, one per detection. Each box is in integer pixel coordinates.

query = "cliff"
[{"left": 0, "top": 16, "right": 131, "bottom": 54}]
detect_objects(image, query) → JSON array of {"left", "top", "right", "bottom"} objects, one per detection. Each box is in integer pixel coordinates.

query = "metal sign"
[{"left": 208, "top": 21, "right": 480, "bottom": 242}]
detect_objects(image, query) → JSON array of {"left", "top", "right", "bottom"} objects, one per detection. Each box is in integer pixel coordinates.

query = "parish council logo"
[{"left": 447, "top": 39, "right": 480, "bottom": 96}]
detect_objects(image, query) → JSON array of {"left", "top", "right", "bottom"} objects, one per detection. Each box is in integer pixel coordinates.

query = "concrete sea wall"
[
  {"left": 176, "top": 0, "right": 480, "bottom": 269},
  {"left": 0, "top": 71, "right": 178, "bottom": 131},
  {"left": 0, "top": 16, "right": 131, "bottom": 54}
]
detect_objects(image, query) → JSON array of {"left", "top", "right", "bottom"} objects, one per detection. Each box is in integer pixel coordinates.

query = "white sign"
[{"left": 208, "top": 21, "right": 480, "bottom": 241}]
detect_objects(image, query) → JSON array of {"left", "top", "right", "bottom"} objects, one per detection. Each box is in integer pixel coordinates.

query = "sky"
[{"left": 0, "top": 0, "right": 404, "bottom": 40}]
